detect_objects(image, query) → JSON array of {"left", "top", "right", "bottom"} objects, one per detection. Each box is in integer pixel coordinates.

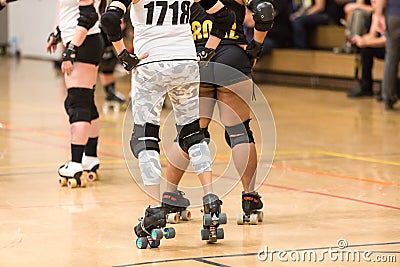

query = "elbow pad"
[
  {"left": 78, "top": 5, "right": 99, "bottom": 30},
  {"left": 100, "top": 5, "right": 125, "bottom": 42},
  {"left": 210, "top": 6, "right": 236, "bottom": 39},
  {"left": 248, "top": 0, "right": 274, "bottom": 32}
]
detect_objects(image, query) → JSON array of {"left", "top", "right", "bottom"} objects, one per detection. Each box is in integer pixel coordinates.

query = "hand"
[
  {"left": 46, "top": 27, "right": 61, "bottom": 54},
  {"left": 46, "top": 38, "right": 58, "bottom": 54},
  {"left": 350, "top": 35, "right": 365, "bottom": 48},
  {"left": 118, "top": 49, "right": 148, "bottom": 71},
  {"left": 196, "top": 47, "right": 215, "bottom": 68},
  {"left": 61, "top": 43, "right": 77, "bottom": 75},
  {"left": 376, "top": 14, "right": 386, "bottom": 34},
  {"left": 246, "top": 39, "right": 263, "bottom": 68}
]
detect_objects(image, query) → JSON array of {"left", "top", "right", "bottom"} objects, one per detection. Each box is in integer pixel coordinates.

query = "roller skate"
[
  {"left": 162, "top": 190, "right": 191, "bottom": 224},
  {"left": 134, "top": 206, "right": 176, "bottom": 249},
  {"left": 58, "top": 161, "right": 86, "bottom": 188},
  {"left": 102, "top": 83, "right": 127, "bottom": 113},
  {"left": 82, "top": 154, "right": 100, "bottom": 182},
  {"left": 201, "top": 193, "right": 227, "bottom": 243},
  {"left": 237, "top": 191, "right": 264, "bottom": 225}
]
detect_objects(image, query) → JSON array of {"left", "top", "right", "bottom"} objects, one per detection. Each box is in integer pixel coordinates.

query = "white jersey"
[
  {"left": 59, "top": 0, "right": 102, "bottom": 45},
  {"left": 130, "top": 0, "right": 197, "bottom": 65}
]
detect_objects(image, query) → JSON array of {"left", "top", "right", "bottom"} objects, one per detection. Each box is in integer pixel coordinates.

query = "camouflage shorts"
[{"left": 132, "top": 60, "right": 200, "bottom": 126}]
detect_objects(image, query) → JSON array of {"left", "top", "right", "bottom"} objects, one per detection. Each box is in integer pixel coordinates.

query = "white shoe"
[
  {"left": 58, "top": 161, "right": 83, "bottom": 178},
  {"left": 82, "top": 154, "right": 100, "bottom": 171}
]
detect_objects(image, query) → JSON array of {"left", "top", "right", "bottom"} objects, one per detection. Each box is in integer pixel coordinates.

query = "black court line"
[
  {"left": 193, "top": 258, "right": 230, "bottom": 267},
  {"left": 113, "top": 241, "right": 400, "bottom": 266}
]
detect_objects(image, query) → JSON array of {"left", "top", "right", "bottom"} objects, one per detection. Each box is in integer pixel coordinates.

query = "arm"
[
  {"left": 351, "top": 14, "right": 386, "bottom": 48},
  {"left": 375, "top": 0, "right": 386, "bottom": 33},
  {"left": 304, "top": 0, "right": 325, "bottom": 15}
]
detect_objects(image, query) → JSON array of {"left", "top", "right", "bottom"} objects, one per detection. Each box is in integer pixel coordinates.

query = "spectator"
[
  {"left": 376, "top": 0, "right": 400, "bottom": 110},
  {"left": 347, "top": 0, "right": 385, "bottom": 98},
  {"left": 291, "top": 0, "right": 340, "bottom": 49}
]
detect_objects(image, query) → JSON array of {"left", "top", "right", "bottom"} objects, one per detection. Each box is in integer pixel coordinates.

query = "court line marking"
[
  {"left": 113, "top": 241, "right": 400, "bottom": 266},
  {"left": 315, "top": 150, "right": 400, "bottom": 167}
]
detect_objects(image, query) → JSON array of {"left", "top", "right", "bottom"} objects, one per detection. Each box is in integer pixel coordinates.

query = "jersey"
[
  {"left": 59, "top": 0, "right": 102, "bottom": 45},
  {"left": 130, "top": 0, "right": 197, "bottom": 65},
  {"left": 190, "top": 0, "right": 246, "bottom": 46}
]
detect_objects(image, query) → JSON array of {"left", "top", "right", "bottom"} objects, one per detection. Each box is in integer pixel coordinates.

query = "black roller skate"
[
  {"left": 237, "top": 191, "right": 264, "bottom": 225},
  {"left": 102, "top": 83, "right": 127, "bottom": 113},
  {"left": 58, "top": 161, "right": 86, "bottom": 188},
  {"left": 201, "top": 193, "right": 227, "bottom": 243},
  {"left": 82, "top": 154, "right": 100, "bottom": 182},
  {"left": 162, "top": 190, "right": 191, "bottom": 224},
  {"left": 134, "top": 206, "right": 176, "bottom": 249}
]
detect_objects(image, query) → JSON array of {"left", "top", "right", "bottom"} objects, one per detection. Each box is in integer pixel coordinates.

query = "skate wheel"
[
  {"left": 219, "top": 213, "right": 227, "bottom": 224},
  {"left": 87, "top": 171, "right": 97, "bottom": 182},
  {"left": 67, "top": 178, "right": 77, "bottom": 188},
  {"left": 257, "top": 211, "right": 264, "bottom": 222},
  {"left": 167, "top": 213, "right": 179, "bottom": 224},
  {"left": 181, "top": 210, "right": 191, "bottom": 221},
  {"left": 136, "top": 237, "right": 148, "bottom": 249},
  {"left": 201, "top": 229, "right": 210, "bottom": 240},
  {"left": 216, "top": 228, "right": 224, "bottom": 239},
  {"left": 236, "top": 214, "right": 244, "bottom": 225},
  {"left": 149, "top": 239, "right": 160, "bottom": 248},
  {"left": 164, "top": 227, "right": 175, "bottom": 239},
  {"left": 79, "top": 177, "right": 87, "bottom": 188},
  {"left": 249, "top": 213, "right": 258, "bottom": 225},
  {"left": 59, "top": 177, "right": 67, "bottom": 186},
  {"left": 203, "top": 214, "right": 212, "bottom": 227},
  {"left": 151, "top": 229, "right": 164, "bottom": 240}
]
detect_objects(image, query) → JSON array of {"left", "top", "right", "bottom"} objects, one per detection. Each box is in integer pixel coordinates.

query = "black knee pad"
[
  {"left": 99, "top": 46, "right": 118, "bottom": 74},
  {"left": 224, "top": 119, "right": 255, "bottom": 148},
  {"left": 177, "top": 119, "right": 205, "bottom": 154},
  {"left": 64, "top": 88, "right": 93, "bottom": 124},
  {"left": 130, "top": 123, "right": 160, "bottom": 158},
  {"left": 90, "top": 92, "right": 99, "bottom": 121}
]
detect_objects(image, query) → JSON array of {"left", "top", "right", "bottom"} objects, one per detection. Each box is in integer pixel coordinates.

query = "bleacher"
[{"left": 253, "top": 25, "right": 387, "bottom": 91}]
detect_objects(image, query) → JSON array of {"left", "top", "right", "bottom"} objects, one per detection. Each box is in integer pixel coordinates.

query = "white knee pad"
[
  {"left": 188, "top": 141, "right": 212, "bottom": 174},
  {"left": 138, "top": 150, "right": 161, "bottom": 186}
]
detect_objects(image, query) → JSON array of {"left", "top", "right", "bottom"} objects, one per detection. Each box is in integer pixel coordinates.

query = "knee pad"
[
  {"left": 188, "top": 142, "right": 212, "bottom": 174},
  {"left": 224, "top": 119, "right": 255, "bottom": 148},
  {"left": 138, "top": 150, "right": 161, "bottom": 186},
  {"left": 130, "top": 123, "right": 160, "bottom": 158},
  {"left": 64, "top": 88, "right": 93, "bottom": 124},
  {"left": 177, "top": 119, "right": 205, "bottom": 154},
  {"left": 99, "top": 46, "right": 118, "bottom": 74}
]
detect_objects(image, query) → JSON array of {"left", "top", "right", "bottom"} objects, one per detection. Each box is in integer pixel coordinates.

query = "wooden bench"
[{"left": 310, "top": 25, "right": 346, "bottom": 50}]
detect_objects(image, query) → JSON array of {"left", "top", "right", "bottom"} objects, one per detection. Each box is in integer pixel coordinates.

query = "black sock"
[
  {"left": 85, "top": 137, "right": 98, "bottom": 157},
  {"left": 71, "top": 144, "right": 85, "bottom": 163}
]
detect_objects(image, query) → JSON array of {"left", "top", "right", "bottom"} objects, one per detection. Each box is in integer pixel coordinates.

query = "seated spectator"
[
  {"left": 291, "top": 0, "right": 341, "bottom": 49},
  {"left": 342, "top": 0, "right": 373, "bottom": 20},
  {"left": 244, "top": 0, "right": 293, "bottom": 55},
  {"left": 347, "top": 0, "right": 385, "bottom": 98}
]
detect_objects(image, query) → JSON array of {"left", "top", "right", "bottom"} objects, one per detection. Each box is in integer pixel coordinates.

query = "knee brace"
[
  {"left": 130, "top": 123, "right": 160, "bottom": 158},
  {"left": 224, "top": 119, "right": 255, "bottom": 148},
  {"left": 64, "top": 88, "right": 93, "bottom": 124},
  {"left": 177, "top": 119, "right": 205, "bottom": 154},
  {"left": 99, "top": 46, "right": 118, "bottom": 74},
  {"left": 188, "top": 142, "right": 212, "bottom": 174}
]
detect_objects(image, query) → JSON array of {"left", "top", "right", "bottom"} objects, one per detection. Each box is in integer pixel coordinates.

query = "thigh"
[
  {"left": 199, "top": 86, "right": 217, "bottom": 122},
  {"left": 167, "top": 61, "right": 200, "bottom": 125},
  {"left": 64, "top": 62, "right": 98, "bottom": 89},
  {"left": 133, "top": 64, "right": 167, "bottom": 125},
  {"left": 217, "top": 80, "right": 253, "bottom": 126}
]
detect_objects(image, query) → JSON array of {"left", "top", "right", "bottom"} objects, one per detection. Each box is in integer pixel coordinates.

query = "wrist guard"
[
  {"left": 118, "top": 49, "right": 140, "bottom": 71},
  {"left": 62, "top": 43, "right": 78, "bottom": 62},
  {"left": 47, "top": 26, "right": 62, "bottom": 45},
  {"left": 197, "top": 47, "right": 216, "bottom": 68}
]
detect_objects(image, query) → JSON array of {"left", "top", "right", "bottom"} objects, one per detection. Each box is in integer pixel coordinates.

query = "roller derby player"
[
  {"left": 46, "top": 0, "right": 106, "bottom": 188},
  {"left": 101, "top": 0, "right": 235, "bottom": 248},
  {"left": 166, "top": 0, "right": 275, "bottom": 228}
]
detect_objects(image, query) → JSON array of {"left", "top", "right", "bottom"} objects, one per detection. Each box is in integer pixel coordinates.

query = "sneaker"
[{"left": 347, "top": 88, "right": 373, "bottom": 98}]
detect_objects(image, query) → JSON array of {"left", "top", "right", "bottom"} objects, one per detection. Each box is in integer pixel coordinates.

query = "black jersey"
[{"left": 190, "top": 0, "right": 247, "bottom": 46}]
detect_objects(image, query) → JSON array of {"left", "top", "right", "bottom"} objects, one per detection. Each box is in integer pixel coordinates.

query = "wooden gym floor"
[{"left": 0, "top": 58, "right": 399, "bottom": 266}]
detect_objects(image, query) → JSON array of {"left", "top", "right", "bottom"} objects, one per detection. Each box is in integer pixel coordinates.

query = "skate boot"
[
  {"left": 237, "top": 191, "right": 264, "bottom": 225},
  {"left": 162, "top": 190, "right": 191, "bottom": 223},
  {"left": 201, "top": 193, "right": 227, "bottom": 243},
  {"left": 102, "top": 83, "right": 127, "bottom": 113},
  {"left": 134, "top": 206, "right": 176, "bottom": 249},
  {"left": 82, "top": 154, "right": 100, "bottom": 182},
  {"left": 58, "top": 161, "right": 86, "bottom": 188}
]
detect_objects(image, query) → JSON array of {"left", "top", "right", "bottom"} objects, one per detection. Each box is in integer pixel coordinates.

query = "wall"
[{"left": 7, "top": 0, "right": 59, "bottom": 59}]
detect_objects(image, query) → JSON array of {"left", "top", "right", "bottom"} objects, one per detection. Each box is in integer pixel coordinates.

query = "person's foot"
[
  {"left": 347, "top": 88, "right": 373, "bottom": 98},
  {"left": 384, "top": 99, "right": 397, "bottom": 110},
  {"left": 376, "top": 93, "right": 383, "bottom": 102}
]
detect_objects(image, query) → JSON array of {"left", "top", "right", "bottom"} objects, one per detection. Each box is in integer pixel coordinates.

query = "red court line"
[{"left": 263, "top": 183, "right": 400, "bottom": 211}]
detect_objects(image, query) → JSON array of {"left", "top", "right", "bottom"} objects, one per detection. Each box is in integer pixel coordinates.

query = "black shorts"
[
  {"left": 197, "top": 44, "right": 251, "bottom": 87},
  {"left": 68, "top": 33, "right": 105, "bottom": 66}
]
